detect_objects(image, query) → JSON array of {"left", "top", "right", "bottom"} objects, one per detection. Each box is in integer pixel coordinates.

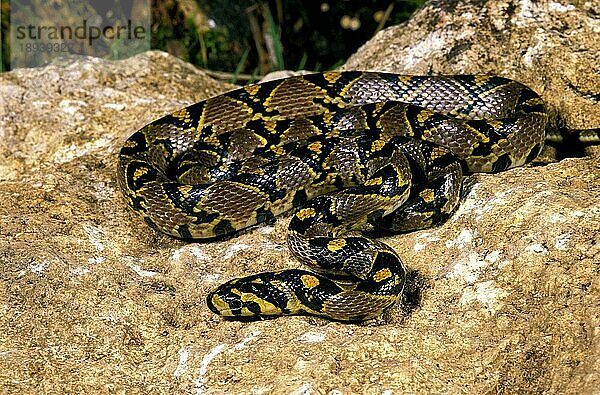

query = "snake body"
[{"left": 117, "top": 71, "right": 548, "bottom": 321}]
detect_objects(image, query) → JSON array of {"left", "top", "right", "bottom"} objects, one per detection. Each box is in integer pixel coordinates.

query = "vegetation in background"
[
  {"left": 3, "top": 0, "right": 150, "bottom": 71},
  {"left": 1, "top": 0, "right": 8, "bottom": 72},
  {"left": 1, "top": 0, "right": 426, "bottom": 76},
  {"left": 152, "top": 0, "right": 425, "bottom": 83}
]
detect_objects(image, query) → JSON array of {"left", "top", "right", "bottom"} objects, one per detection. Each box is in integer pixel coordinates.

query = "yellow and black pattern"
[{"left": 118, "top": 71, "right": 549, "bottom": 321}]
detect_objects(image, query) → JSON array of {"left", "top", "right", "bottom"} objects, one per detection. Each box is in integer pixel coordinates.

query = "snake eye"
[{"left": 226, "top": 297, "right": 243, "bottom": 312}]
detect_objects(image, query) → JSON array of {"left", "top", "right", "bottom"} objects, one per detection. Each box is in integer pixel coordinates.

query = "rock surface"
[{"left": 1, "top": 0, "right": 599, "bottom": 393}]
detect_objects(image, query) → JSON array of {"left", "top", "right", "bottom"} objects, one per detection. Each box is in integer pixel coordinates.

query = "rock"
[{"left": 1, "top": 1, "right": 599, "bottom": 393}]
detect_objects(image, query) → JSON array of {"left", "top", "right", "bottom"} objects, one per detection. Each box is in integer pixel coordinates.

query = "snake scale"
[{"left": 117, "top": 71, "right": 549, "bottom": 321}]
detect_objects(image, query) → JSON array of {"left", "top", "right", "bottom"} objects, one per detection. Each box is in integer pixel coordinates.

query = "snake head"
[{"left": 206, "top": 273, "right": 292, "bottom": 317}]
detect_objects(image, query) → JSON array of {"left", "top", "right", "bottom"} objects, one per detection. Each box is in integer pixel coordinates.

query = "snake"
[{"left": 117, "top": 71, "right": 550, "bottom": 321}]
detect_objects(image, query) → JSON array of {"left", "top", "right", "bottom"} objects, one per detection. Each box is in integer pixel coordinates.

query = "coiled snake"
[{"left": 117, "top": 71, "right": 549, "bottom": 321}]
